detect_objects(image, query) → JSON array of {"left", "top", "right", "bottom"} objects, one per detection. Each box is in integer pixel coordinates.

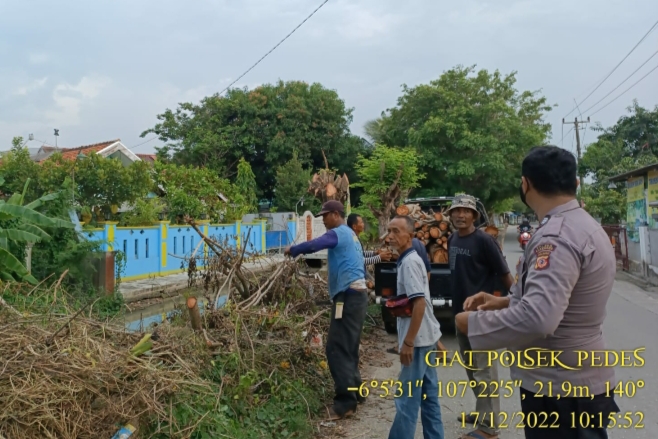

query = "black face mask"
[{"left": 519, "top": 182, "right": 530, "bottom": 209}]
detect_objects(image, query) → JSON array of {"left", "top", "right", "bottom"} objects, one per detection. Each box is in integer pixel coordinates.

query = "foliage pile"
[
  {"left": 0, "top": 254, "right": 336, "bottom": 438},
  {"left": 0, "top": 287, "right": 212, "bottom": 439}
]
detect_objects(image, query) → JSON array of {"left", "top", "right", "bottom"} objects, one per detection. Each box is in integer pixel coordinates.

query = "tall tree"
[
  {"left": 235, "top": 158, "right": 258, "bottom": 212},
  {"left": 274, "top": 152, "right": 318, "bottom": 213},
  {"left": 580, "top": 103, "right": 658, "bottom": 224},
  {"left": 352, "top": 145, "right": 424, "bottom": 236},
  {"left": 376, "top": 65, "right": 552, "bottom": 210},
  {"left": 142, "top": 80, "right": 367, "bottom": 198},
  {"left": 588, "top": 101, "right": 658, "bottom": 159}
]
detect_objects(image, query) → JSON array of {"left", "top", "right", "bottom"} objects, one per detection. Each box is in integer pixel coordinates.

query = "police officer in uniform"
[{"left": 455, "top": 146, "right": 620, "bottom": 439}]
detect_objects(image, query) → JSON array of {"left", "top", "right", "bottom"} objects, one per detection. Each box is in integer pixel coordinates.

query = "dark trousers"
[
  {"left": 520, "top": 387, "right": 619, "bottom": 439},
  {"left": 326, "top": 290, "right": 368, "bottom": 415}
]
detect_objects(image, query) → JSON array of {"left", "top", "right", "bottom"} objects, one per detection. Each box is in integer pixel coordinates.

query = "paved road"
[{"left": 336, "top": 225, "right": 658, "bottom": 438}]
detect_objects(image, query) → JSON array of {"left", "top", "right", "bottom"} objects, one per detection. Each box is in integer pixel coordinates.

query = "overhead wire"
[
  {"left": 589, "top": 62, "right": 658, "bottom": 117},
  {"left": 131, "top": 0, "right": 331, "bottom": 151},
  {"left": 216, "top": 0, "right": 330, "bottom": 97},
  {"left": 564, "top": 18, "right": 658, "bottom": 118},
  {"left": 582, "top": 47, "right": 658, "bottom": 116}
]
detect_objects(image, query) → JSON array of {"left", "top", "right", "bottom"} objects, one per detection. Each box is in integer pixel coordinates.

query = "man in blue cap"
[{"left": 285, "top": 200, "right": 367, "bottom": 420}]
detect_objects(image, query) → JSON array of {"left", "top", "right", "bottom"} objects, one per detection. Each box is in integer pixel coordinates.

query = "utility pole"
[{"left": 562, "top": 117, "right": 589, "bottom": 189}]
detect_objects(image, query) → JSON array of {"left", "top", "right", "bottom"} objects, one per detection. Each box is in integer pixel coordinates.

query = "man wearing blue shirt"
[{"left": 285, "top": 200, "right": 367, "bottom": 420}]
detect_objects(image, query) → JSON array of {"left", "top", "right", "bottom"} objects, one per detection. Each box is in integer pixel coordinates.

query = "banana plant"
[{"left": 0, "top": 177, "right": 74, "bottom": 284}]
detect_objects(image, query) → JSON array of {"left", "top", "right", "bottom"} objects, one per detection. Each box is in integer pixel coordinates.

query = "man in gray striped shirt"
[{"left": 348, "top": 213, "right": 392, "bottom": 269}]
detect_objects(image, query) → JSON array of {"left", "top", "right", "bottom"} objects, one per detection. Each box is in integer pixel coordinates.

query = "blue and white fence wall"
[{"left": 84, "top": 218, "right": 297, "bottom": 282}]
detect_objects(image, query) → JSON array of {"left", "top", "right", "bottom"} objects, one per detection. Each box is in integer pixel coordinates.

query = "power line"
[
  {"left": 582, "top": 47, "right": 658, "bottom": 116},
  {"left": 128, "top": 136, "right": 158, "bottom": 151},
  {"left": 133, "top": 0, "right": 331, "bottom": 152},
  {"left": 564, "top": 18, "right": 658, "bottom": 118},
  {"left": 561, "top": 126, "right": 574, "bottom": 147},
  {"left": 590, "top": 62, "right": 658, "bottom": 117},
  {"left": 217, "top": 0, "right": 330, "bottom": 97}
]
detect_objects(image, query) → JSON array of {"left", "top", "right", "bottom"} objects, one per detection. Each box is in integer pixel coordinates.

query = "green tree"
[
  {"left": 235, "top": 158, "right": 258, "bottom": 212},
  {"left": 580, "top": 103, "right": 658, "bottom": 224},
  {"left": 589, "top": 101, "right": 658, "bottom": 158},
  {"left": 363, "top": 118, "right": 385, "bottom": 144},
  {"left": 352, "top": 145, "right": 424, "bottom": 235},
  {"left": 0, "top": 137, "right": 41, "bottom": 200},
  {"left": 154, "top": 162, "right": 247, "bottom": 223},
  {"left": 376, "top": 65, "right": 552, "bottom": 210},
  {"left": 142, "top": 80, "right": 367, "bottom": 198},
  {"left": 273, "top": 152, "right": 318, "bottom": 213},
  {"left": 72, "top": 153, "right": 152, "bottom": 217}
]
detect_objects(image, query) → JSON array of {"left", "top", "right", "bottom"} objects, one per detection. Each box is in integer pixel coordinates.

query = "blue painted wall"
[{"left": 85, "top": 219, "right": 274, "bottom": 281}]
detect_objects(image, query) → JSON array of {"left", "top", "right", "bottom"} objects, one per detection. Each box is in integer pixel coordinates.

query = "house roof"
[
  {"left": 136, "top": 153, "right": 156, "bottom": 164},
  {"left": 48, "top": 139, "right": 121, "bottom": 162},
  {"left": 609, "top": 162, "right": 658, "bottom": 182}
]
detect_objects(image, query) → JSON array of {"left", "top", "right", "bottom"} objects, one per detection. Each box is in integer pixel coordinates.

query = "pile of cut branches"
[{"left": 0, "top": 299, "right": 212, "bottom": 439}]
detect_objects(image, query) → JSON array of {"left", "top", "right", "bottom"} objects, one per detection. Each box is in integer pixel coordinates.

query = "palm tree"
[{"left": 363, "top": 118, "right": 385, "bottom": 144}]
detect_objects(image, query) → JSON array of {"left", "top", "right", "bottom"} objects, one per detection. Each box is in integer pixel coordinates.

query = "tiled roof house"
[{"left": 32, "top": 139, "right": 142, "bottom": 164}]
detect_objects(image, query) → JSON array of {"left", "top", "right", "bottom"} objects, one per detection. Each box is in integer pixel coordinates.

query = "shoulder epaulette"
[{"left": 541, "top": 215, "right": 564, "bottom": 237}]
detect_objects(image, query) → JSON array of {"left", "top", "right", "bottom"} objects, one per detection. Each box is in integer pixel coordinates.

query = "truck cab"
[{"left": 374, "top": 196, "right": 508, "bottom": 333}]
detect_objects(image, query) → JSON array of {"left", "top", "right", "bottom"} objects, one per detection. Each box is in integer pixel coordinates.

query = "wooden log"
[
  {"left": 424, "top": 232, "right": 430, "bottom": 239},
  {"left": 416, "top": 231, "right": 424, "bottom": 239},
  {"left": 434, "top": 212, "right": 444, "bottom": 222},
  {"left": 484, "top": 225, "right": 499, "bottom": 238},
  {"left": 187, "top": 296, "right": 202, "bottom": 331},
  {"left": 414, "top": 221, "right": 421, "bottom": 229},
  {"left": 442, "top": 242, "right": 448, "bottom": 250},
  {"left": 432, "top": 248, "right": 449, "bottom": 264},
  {"left": 421, "top": 224, "right": 429, "bottom": 232},
  {"left": 438, "top": 221, "right": 449, "bottom": 231},
  {"left": 396, "top": 205, "right": 410, "bottom": 216},
  {"left": 429, "top": 227, "right": 441, "bottom": 239}
]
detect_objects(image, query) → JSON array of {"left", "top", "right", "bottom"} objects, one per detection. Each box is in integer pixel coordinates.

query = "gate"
[{"left": 602, "top": 225, "right": 629, "bottom": 271}]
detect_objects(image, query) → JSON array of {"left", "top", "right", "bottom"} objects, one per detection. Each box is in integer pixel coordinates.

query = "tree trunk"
[
  {"left": 187, "top": 296, "right": 202, "bottom": 331},
  {"left": 378, "top": 216, "right": 389, "bottom": 239}
]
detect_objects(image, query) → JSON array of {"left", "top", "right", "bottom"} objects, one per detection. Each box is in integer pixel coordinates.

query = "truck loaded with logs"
[{"left": 374, "top": 196, "right": 508, "bottom": 334}]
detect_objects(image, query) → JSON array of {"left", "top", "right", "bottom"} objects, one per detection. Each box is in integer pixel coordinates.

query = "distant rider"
[{"left": 518, "top": 218, "right": 533, "bottom": 233}]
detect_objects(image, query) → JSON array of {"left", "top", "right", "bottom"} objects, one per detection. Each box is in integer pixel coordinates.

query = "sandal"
[
  {"left": 459, "top": 413, "right": 477, "bottom": 424},
  {"left": 325, "top": 406, "right": 355, "bottom": 421}
]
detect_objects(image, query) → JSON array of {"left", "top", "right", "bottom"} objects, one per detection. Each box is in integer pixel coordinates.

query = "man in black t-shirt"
[{"left": 447, "top": 195, "right": 513, "bottom": 439}]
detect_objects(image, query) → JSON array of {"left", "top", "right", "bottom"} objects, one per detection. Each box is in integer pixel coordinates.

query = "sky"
[{"left": 1, "top": 0, "right": 658, "bottom": 159}]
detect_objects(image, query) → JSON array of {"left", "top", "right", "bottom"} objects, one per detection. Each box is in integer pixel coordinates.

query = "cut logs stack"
[
  {"left": 390, "top": 203, "right": 453, "bottom": 264},
  {"left": 307, "top": 150, "right": 350, "bottom": 204}
]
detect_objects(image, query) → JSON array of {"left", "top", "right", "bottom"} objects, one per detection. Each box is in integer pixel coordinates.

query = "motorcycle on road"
[{"left": 517, "top": 225, "right": 533, "bottom": 250}]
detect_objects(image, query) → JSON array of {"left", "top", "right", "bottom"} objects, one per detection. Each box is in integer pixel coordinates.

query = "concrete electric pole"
[{"left": 562, "top": 117, "right": 590, "bottom": 189}]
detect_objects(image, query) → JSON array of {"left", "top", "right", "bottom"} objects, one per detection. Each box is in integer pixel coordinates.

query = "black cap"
[{"left": 316, "top": 200, "right": 344, "bottom": 217}]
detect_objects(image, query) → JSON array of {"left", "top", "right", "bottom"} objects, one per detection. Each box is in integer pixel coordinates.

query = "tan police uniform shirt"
[{"left": 467, "top": 200, "right": 617, "bottom": 396}]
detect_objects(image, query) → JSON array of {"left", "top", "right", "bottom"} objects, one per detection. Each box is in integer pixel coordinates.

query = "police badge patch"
[{"left": 534, "top": 243, "right": 556, "bottom": 270}]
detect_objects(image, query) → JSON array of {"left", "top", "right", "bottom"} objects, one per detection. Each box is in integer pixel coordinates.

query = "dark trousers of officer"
[
  {"left": 520, "top": 387, "right": 619, "bottom": 439},
  {"left": 326, "top": 290, "right": 368, "bottom": 415}
]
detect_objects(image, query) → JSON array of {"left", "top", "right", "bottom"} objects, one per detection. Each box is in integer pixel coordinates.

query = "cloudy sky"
[{"left": 1, "top": 0, "right": 657, "bottom": 158}]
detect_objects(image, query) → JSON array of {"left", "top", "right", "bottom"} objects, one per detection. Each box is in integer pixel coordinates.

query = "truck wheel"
[
  {"left": 381, "top": 307, "right": 397, "bottom": 334},
  {"left": 384, "top": 319, "right": 397, "bottom": 334}
]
